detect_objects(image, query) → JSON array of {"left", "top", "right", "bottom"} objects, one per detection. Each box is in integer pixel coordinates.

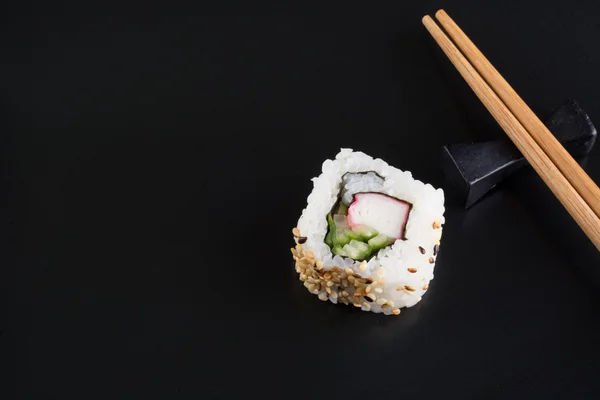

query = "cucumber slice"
[
  {"left": 332, "top": 245, "right": 347, "bottom": 257},
  {"left": 345, "top": 229, "right": 363, "bottom": 241},
  {"left": 336, "top": 202, "right": 348, "bottom": 215},
  {"left": 334, "top": 229, "right": 350, "bottom": 247},
  {"left": 342, "top": 243, "right": 361, "bottom": 259},
  {"left": 325, "top": 230, "right": 333, "bottom": 247},
  {"left": 350, "top": 224, "right": 378, "bottom": 240},
  {"left": 348, "top": 240, "right": 371, "bottom": 259},
  {"left": 333, "top": 214, "right": 350, "bottom": 230},
  {"left": 326, "top": 213, "right": 336, "bottom": 248},
  {"left": 341, "top": 240, "right": 371, "bottom": 260},
  {"left": 327, "top": 213, "right": 335, "bottom": 231},
  {"left": 368, "top": 234, "right": 396, "bottom": 252}
]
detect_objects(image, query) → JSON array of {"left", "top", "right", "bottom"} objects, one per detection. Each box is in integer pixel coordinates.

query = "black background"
[{"left": 4, "top": 1, "right": 600, "bottom": 399}]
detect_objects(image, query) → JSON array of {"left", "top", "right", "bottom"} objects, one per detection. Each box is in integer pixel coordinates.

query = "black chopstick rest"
[{"left": 441, "top": 98, "right": 597, "bottom": 208}]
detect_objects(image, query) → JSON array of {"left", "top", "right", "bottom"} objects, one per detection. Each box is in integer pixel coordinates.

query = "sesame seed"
[
  {"left": 327, "top": 281, "right": 334, "bottom": 287},
  {"left": 332, "top": 266, "right": 341, "bottom": 272},
  {"left": 345, "top": 268, "right": 354, "bottom": 276},
  {"left": 432, "top": 220, "right": 441, "bottom": 229},
  {"left": 422, "top": 285, "right": 429, "bottom": 290},
  {"left": 367, "top": 293, "right": 377, "bottom": 301},
  {"left": 303, "top": 282, "right": 311, "bottom": 289},
  {"left": 362, "top": 302, "right": 371, "bottom": 311},
  {"left": 359, "top": 261, "right": 367, "bottom": 272},
  {"left": 366, "top": 278, "right": 374, "bottom": 284},
  {"left": 433, "top": 244, "right": 439, "bottom": 256},
  {"left": 387, "top": 300, "right": 395, "bottom": 308},
  {"left": 308, "top": 283, "right": 316, "bottom": 291},
  {"left": 364, "top": 295, "right": 373, "bottom": 302},
  {"left": 342, "top": 291, "right": 349, "bottom": 297},
  {"left": 418, "top": 246, "right": 426, "bottom": 254},
  {"left": 296, "top": 244, "right": 303, "bottom": 252},
  {"left": 348, "top": 275, "right": 356, "bottom": 284},
  {"left": 429, "top": 257, "right": 434, "bottom": 264},
  {"left": 342, "top": 280, "right": 348, "bottom": 287},
  {"left": 300, "top": 274, "right": 307, "bottom": 281},
  {"left": 396, "top": 286, "right": 404, "bottom": 291},
  {"left": 318, "top": 292, "right": 328, "bottom": 301},
  {"left": 405, "top": 285, "right": 416, "bottom": 292},
  {"left": 376, "top": 268, "right": 384, "bottom": 278},
  {"left": 392, "top": 309, "right": 401, "bottom": 315},
  {"left": 292, "top": 227, "right": 301, "bottom": 237},
  {"left": 324, "top": 272, "right": 332, "bottom": 280},
  {"left": 298, "top": 236, "right": 307, "bottom": 244},
  {"left": 408, "top": 268, "right": 417, "bottom": 273},
  {"left": 375, "top": 288, "right": 383, "bottom": 294},
  {"left": 331, "top": 290, "right": 338, "bottom": 299},
  {"left": 326, "top": 287, "right": 332, "bottom": 294},
  {"left": 316, "top": 261, "right": 324, "bottom": 270},
  {"left": 305, "top": 250, "right": 315, "bottom": 259},
  {"left": 365, "top": 285, "right": 372, "bottom": 294},
  {"left": 353, "top": 302, "right": 361, "bottom": 308},
  {"left": 291, "top": 248, "right": 297, "bottom": 256},
  {"left": 376, "top": 298, "right": 387, "bottom": 305}
]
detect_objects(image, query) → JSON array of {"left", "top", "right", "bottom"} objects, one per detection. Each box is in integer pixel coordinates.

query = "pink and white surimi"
[{"left": 348, "top": 193, "right": 411, "bottom": 239}]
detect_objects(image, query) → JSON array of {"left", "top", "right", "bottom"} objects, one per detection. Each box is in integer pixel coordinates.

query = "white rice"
[{"left": 295, "top": 148, "right": 445, "bottom": 314}]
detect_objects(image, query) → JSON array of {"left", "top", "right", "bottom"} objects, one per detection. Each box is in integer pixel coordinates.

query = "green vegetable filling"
[{"left": 325, "top": 210, "right": 395, "bottom": 261}]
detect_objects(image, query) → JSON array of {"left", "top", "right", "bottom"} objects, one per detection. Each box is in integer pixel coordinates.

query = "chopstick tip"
[
  {"left": 422, "top": 15, "right": 433, "bottom": 25},
  {"left": 435, "top": 9, "right": 447, "bottom": 19}
]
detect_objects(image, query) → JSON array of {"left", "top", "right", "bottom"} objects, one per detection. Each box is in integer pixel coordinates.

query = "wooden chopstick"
[
  {"left": 422, "top": 15, "right": 600, "bottom": 251},
  {"left": 434, "top": 9, "right": 600, "bottom": 219}
]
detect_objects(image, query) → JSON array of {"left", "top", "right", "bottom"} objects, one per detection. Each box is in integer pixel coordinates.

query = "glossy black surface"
[
  {"left": 442, "top": 99, "right": 597, "bottom": 208},
  {"left": 4, "top": 1, "right": 600, "bottom": 399}
]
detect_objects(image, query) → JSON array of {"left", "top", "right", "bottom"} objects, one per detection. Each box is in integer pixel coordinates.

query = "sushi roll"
[{"left": 291, "top": 149, "right": 445, "bottom": 315}]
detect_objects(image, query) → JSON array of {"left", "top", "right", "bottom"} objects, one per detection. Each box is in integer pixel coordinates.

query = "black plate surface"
[{"left": 4, "top": 1, "right": 600, "bottom": 398}]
